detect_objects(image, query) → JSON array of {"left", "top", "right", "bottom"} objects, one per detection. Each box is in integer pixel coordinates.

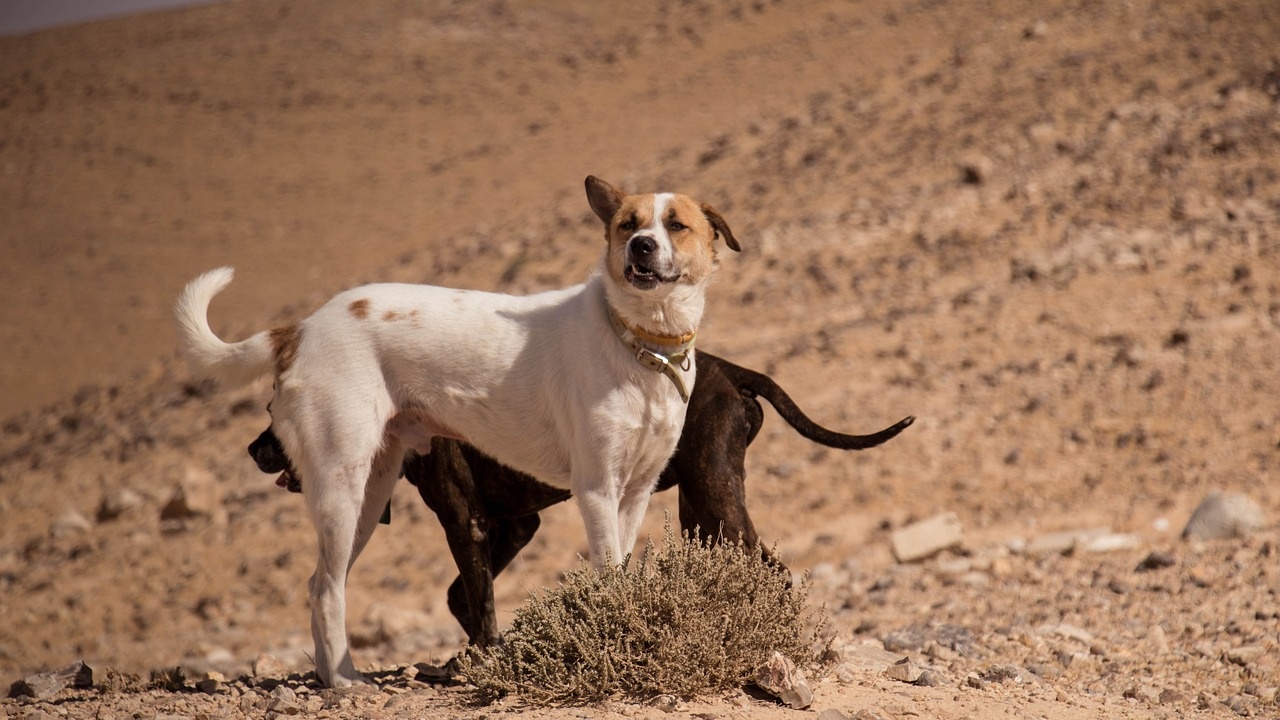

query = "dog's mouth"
[{"left": 624, "top": 263, "right": 680, "bottom": 289}]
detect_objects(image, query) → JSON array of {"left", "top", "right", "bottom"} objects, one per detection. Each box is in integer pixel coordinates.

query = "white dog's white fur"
[{"left": 174, "top": 176, "right": 740, "bottom": 687}]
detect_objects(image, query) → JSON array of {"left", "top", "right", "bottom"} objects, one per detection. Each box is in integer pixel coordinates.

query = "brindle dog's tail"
[{"left": 716, "top": 361, "right": 915, "bottom": 449}]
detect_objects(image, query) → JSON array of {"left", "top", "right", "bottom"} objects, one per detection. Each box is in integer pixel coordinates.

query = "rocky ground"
[{"left": 1, "top": 0, "right": 1278, "bottom": 718}]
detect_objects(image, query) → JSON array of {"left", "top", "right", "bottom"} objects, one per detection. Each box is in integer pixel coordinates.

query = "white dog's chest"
[{"left": 603, "top": 373, "right": 690, "bottom": 488}]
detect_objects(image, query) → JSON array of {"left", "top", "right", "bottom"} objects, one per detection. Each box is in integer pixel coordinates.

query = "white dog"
[{"left": 175, "top": 176, "right": 740, "bottom": 686}]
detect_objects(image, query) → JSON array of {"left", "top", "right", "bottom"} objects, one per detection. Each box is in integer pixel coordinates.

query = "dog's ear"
[
  {"left": 585, "top": 176, "right": 626, "bottom": 226},
  {"left": 700, "top": 203, "right": 742, "bottom": 252}
]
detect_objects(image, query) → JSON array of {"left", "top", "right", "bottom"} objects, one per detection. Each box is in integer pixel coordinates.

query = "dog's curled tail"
[
  {"left": 721, "top": 361, "right": 915, "bottom": 450},
  {"left": 175, "top": 267, "right": 273, "bottom": 387}
]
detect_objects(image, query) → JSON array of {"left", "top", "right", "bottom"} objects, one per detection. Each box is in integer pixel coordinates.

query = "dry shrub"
[{"left": 462, "top": 520, "right": 825, "bottom": 704}]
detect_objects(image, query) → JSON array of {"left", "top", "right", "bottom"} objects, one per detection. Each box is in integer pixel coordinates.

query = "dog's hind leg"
[
  {"left": 303, "top": 462, "right": 368, "bottom": 687},
  {"left": 443, "top": 512, "right": 541, "bottom": 644},
  {"left": 299, "top": 430, "right": 402, "bottom": 688},
  {"left": 412, "top": 441, "right": 504, "bottom": 647}
]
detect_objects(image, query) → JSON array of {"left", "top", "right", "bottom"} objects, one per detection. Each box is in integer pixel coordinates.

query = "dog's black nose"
[{"left": 629, "top": 235, "right": 657, "bottom": 257}]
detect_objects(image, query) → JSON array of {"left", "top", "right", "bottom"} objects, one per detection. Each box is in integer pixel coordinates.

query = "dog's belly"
[
  {"left": 316, "top": 281, "right": 584, "bottom": 486},
  {"left": 387, "top": 355, "right": 685, "bottom": 493}
]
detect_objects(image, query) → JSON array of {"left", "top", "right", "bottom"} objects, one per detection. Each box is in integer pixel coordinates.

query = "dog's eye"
[
  {"left": 668, "top": 220, "right": 687, "bottom": 232},
  {"left": 619, "top": 219, "right": 637, "bottom": 232}
]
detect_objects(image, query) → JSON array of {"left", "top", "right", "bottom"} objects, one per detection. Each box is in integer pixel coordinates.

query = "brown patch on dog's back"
[
  {"left": 349, "top": 298, "right": 371, "bottom": 319},
  {"left": 269, "top": 324, "right": 302, "bottom": 374},
  {"left": 383, "top": 310, "right": 400, "bottom": 322}
]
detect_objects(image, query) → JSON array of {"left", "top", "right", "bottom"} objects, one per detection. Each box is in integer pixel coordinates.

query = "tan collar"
[
  {"left": 613, "top": 313, "right": 696, "bottom": 348},
  {"left": 606, "top": 304, "right": 695, "bottom": 403}
]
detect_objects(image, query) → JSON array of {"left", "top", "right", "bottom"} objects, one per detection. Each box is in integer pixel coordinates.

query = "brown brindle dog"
[{"left": 249, "top": 351, "right": 912, "bottom": 648}]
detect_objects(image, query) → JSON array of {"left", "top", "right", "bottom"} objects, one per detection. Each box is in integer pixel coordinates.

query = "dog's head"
[{"left": 586, "top": 176, "right": 741, "bottom": 295}]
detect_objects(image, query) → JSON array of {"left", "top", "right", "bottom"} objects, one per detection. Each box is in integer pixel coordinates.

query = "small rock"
[
  {"left": 1124, "top": 685, "right": 1162, "bottom": 703},
  {"left": 1144, "top": 625, "right": 1171, "bottom": 656},
  {"left": 412, "top": 662, "right": 451, "bottom": 683},
  {"left": 1225, "top": 645, "right": 1266, "bottom": 666},
  {"left": 383, "top": 693, "right": 415, "bottom": 710},
  {"left": 891, "top": 512, "right": 963, "bottom": 562},
  {"left": 1158, "top": 688, "right": 1187, "bottom": 704},
  {"left": 269, "top": 685, "right": 301, "bottom": 715},
  {"left": 934, "top": 558, "right": 972, "bottom": 576},
  {"left": 1026, "top": 527, "right": 1109, "bottom": 556},
  {"left": 1182, "top": 492, "right": 1265, "bottom": 540},
  {"left": 753, "top": 651, "right": 814, "bottom": 710},
  {"left": 51, "top": 509, "right": 93, "bottom": 538},
  {"left": 270, "top": 685, "right": 297, "bottom": 702},
  {"left": 915, "top": 669, "right": 946, "bottom": 687},
  {"left": 1135, "top": 551, "right": 1176, "bottom": 572},
  {"left": 884, "top": 623, "right": 979, "bottom": 657},
  {"left": 189, "top": 668, "right": 226, "bottom": 694},
  {"left": 1026, "top": 663, "right": 1061, "bottom": 680},
  {"left": 817, "top": 710, "right": 850, "bottom": 720},
  {"left": 98, "top": 487, "right": 145, "bottom": 521},
  {"left": 852, "top": 709, "right": 893, "bottom": 720},
  {"left": 1111, "top": 250, "right": 1145, "bottom": 271},
  {"left": 1080, "top": 533, "right": 1141, "bottom": 554},
  {"left": 922, "top": 640, "right": 959, "bottom": 662},
  {"left": 648, "top": 694, "right": 685, "bottom": 713},
  {"left": 252, "top": 653, "right": 290, "bottom": 679},
  {"left": 980, "top": 665, "right": 1026, "bottom": 684},
  {"left": 884, "top": 656, "right": 924, "bottom": 684},
  {"left": 958, "top": 154, "right": 994, "bottom": 185},
  {"left": 161, "top": 467, "right": 225, "bottom": 522},
  {"left": 8, "top": 660, "right": 94, "bottom": 698},
  {"left": 832, "top": 641, "right": 906, "bottom": 672},
  {"left": 1023, "top": 19, "right": 1049, "bottom": 38}
]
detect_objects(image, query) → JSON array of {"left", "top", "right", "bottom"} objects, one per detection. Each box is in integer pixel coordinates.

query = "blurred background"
[{"left": 0, "top": 0, "right": 1276, "bottom": 712}]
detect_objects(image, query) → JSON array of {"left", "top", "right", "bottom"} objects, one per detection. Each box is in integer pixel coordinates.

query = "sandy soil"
[{"left": 1, "top": 0, "right": 1278, "bottom": 717}]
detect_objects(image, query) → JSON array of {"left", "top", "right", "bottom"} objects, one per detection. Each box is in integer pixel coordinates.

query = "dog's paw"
[{"left": 326, "top": 673, "right": 374, "bottom": 689}]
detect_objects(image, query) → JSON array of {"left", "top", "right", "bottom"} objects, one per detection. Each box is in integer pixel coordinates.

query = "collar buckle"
[{"left": 607, "top": 305, "right": 694, "bottom": 403}]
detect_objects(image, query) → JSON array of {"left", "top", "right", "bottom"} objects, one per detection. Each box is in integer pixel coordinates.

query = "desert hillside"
[{"left": 1, "top": 0, "right": 1277, "bottom": 718}]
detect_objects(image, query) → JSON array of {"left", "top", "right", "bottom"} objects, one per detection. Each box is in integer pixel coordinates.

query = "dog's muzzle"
[
  {"left": 249, "top": 429, "right": 290, "bottom": 474},
  {"left": 624, "top": 235, "right": 679, "bottom": 289}
]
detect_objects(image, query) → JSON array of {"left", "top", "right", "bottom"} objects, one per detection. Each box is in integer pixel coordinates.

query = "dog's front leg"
[
  {"left": 616, "top": 483, "right": 657, "bottom": 563},
  {"left": 573, "top": 480, "right": 624, "bottom": 567}
]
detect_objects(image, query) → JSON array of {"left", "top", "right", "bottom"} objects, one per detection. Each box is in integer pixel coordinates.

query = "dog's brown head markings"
[
  {"left": 269, "top": 324, "right": 302, "bottom": 375},
  {"left": 585, "top": 176, "right": 741, "bottom": 294}
]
